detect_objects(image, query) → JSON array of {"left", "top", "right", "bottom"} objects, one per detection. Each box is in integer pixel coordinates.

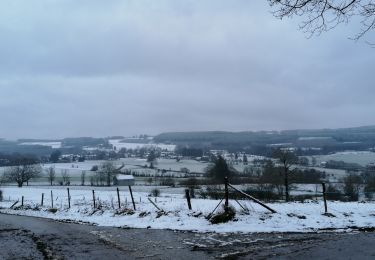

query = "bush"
[
  {"left": 91, "top": 165, "right": 99, "bottom": 171},
  {"left": 179, "top": 177, "right": 201, "bottom": 188},
  {"left": 209, "top": 205, "right": 236, "bottom": 224},
  {"left": 326, "top": 184, "right": 344, "bottom": 201},
  {"left": 150, "top": 188, "right": 160, "bottom": 197},
  {"left": 290, "top": 194, "right": 316, "bottom": 202},
  {"left": 199, "top": 185, "right": 223, "bottom": 200},
  {"left": 159, "top": 178, "right": 175, "bottom": 187},
  {"left": 245, "top": 184, "right": 283, "bottom": 202},
  {"left": 48, "top": 208, "right": 58, "bottom": 213},
  {"left": 198, "top": 184, "right": 281, "bottom": 201}
]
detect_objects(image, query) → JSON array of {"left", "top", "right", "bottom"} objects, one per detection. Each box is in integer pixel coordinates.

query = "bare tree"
[
  {"left": 4, "top": 162, "right": 41, "bottom": 187},
  {"left": 343, "top": 172, "right": 363, "bottom": 201},
  {"left": 99, "top": 161, "right": 118, "bottom": 186},
  {"left": 46, "top": 166, "right": 56, "bottom": 186},
  {"left": 273, "top": 148, "right": 298, "bottom": 202},
  {"left": 61, "top": 169, "right": 70, "bottom": 186},
  {"left": 81, "top": 171, "right": 86, "bottom": 186},
  {"left": 269, "top": 0, "right": 375, "bottom": 40},
  {"left": 147, "top": 150, "right": 158, "bottom": 169}
]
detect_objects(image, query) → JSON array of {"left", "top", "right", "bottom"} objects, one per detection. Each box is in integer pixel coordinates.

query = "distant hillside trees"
[
  {"left": 62, "top": 137, "right": 110, "bottom": 148},
  {"left": 175, "top": 146, "right": 204, "bottom": 157},
  {"left": 0, "top": 153, "right": 39, "bottom": 167},
  {"left": 324, "top": 160, "right": 363, "bottom": 171}
]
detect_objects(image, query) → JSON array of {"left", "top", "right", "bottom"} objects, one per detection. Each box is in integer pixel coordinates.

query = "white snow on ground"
[
  {"left": 109, "top": 140, "right": 176, "bottom": 152},
  {"left": 1, "top": 187, "right": 375, "bottom": 233}
]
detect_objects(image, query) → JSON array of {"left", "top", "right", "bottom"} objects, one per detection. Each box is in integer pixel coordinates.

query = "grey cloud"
[{"left": 0, "top": 0, "right": 374, "bottom": 139}]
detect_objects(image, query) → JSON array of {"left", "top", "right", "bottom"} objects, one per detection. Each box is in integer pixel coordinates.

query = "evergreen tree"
[{"left": 206, "top": 156, "right": 234, "bottom": 181}]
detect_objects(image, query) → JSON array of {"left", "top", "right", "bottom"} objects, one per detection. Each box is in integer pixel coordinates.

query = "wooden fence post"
[
  {"left": 185, "top": 189, "right": 192, "bottom": 210},
  {"left": 92, "top": 190, "right": 96, "bottom": 208},
  {"left": 224, "top": 177, "right": 229, "bottom": 211},
  {"left": 67, "top": 188, "right": 71, "bottom": 209},
  {"left": 41, "top": 193, "right": 44, "bottom": 206},
  {"left": 322, "top": 182, "right": 328, "bottom": 214},
  {"left": 21, "top": 196, "right": 24, "bottom": 207},
  {"left": 117, "top": 187, "right": 121, "bottom": 209},
  {"left": 51, "top": 190, "right": 54, "bottom": 208},
  {"left": 129, "top": 186, "right": 136, "bottom": 210}
]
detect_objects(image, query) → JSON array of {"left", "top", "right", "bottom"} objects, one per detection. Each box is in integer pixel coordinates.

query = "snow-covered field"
[
  {"left": 109, "top": 139, "right": 176, "bottom": 152},
  {"left": 1, "top": 186, "right": 375, "bottom": 233},
  {"left": 311, "top": 151, "right": 375, "bottom": 167}
]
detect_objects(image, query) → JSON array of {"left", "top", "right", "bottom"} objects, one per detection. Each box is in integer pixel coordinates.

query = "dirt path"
[{"left": 1, "top": 213, "right": 375, "bottom": 259}]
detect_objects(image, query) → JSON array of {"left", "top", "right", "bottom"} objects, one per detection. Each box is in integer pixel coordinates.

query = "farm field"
[
  {"left": 310, "top": 151, "right": 375, "bottom": 167},
  {"left": 109, "top": 139, "right": 176, "bottom": 151}
]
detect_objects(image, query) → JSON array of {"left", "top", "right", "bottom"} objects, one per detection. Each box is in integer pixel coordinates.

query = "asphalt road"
[{"left": 1, "top": 213, "right": 375, "bottom": 259}]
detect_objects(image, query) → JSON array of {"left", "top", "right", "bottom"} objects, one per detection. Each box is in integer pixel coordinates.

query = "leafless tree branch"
[{"left": 269, "top": 0, "right": 374, "bottom": 41}]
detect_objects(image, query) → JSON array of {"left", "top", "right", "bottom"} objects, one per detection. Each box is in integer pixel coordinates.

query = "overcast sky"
[{"left": 0, "top": 0, "right": 374, "bottom": 140}]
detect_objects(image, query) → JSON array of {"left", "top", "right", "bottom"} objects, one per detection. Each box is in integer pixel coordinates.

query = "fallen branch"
[
  {"left": 10, "top": 200, "right": 19, "bottom": 209},
  {"left": 228, "top": 184, "right": 276, "bottom": 213},
  {"left": 147, "top": 198, "right": 164, "bottom": 212}
]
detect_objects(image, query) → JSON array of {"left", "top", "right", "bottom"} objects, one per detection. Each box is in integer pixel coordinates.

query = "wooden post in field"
[
  {"left": 322, "top": 182, "right": 328, "bottom": 214},
  {"left": 92, "top": 190, "right": 96, "bottom": 208},
  {"left": 41, "top": 193, "right": 44, "bottom": 206},
  {"left": 67, "top": 188, "right": 71, "bottom": 209},
  {"left": 21, "top": 196, "right": 24, "bottom": 207},
  {"left": 51, "top": 190, "right": 54, "bottom": 208},
  {"left": 185, "top": 189, "right": 192, "bottom": 210},
  {"left": 129, "top": 186, "right": 136, "bottom": 210},
  {"left": 224, "top": 177, "right": 229, "bottom": 211},
  {"left": 117, "top": 187, "right": 121, "bottom": 209}
]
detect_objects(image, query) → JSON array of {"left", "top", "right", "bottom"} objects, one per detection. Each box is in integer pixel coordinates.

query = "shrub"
[
  {"left": 159, "top": 178, "right": 175, "bottom": 187},
  {"left": 150, "top": 188, "right": 160, "bottom": 197},
  {"left": 48, "top": 208, "right": 58, "bottom": 213},
  {"left": 209, "top": 205, "right": 236, "bottom": 224},
  {"left": 326, "top": 184, "right": 344, "bottom": 201},
  {"left": 245, "top": 184, "right": 282, "bottom": 202},
  {"left": 199, "top": 185, "right": 223, "bottom": 200},
  {"left": 179, "top": 177, "right": 201, "bottom": 188}
]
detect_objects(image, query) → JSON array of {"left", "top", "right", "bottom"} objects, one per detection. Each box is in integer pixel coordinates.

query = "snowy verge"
[{"left": 1, "top": 187, "right": 375, "bottom": 233}]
